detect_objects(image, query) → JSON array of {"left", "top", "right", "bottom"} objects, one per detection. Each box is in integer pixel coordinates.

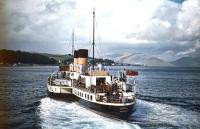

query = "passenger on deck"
[
  {"left": 122, "top": 68, "right": 127, "bottom": 82},
  {"left": 63, "top": 72, "right": 66, "bottom": 78}
]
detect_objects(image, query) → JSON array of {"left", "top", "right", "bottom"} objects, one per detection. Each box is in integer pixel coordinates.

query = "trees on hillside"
[{"left": 0, "top": 49, "right": 57, "bottom": 64}]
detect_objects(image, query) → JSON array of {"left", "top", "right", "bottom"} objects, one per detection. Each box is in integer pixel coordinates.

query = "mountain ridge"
[
  {"left": 171, "top": 57, "right": 200, "bottom": 67},
  {"left": 106, "top": 53, "right": 174, "bottom": 67}
]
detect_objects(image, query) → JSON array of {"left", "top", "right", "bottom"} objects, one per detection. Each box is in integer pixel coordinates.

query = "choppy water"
[{"left": 0, "top": 66, "right": 200, "bottom": 129}]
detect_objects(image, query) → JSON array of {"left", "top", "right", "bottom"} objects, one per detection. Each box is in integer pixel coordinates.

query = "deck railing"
[
  {"left": 73, "top": 81, "right": 135, "bottom": 104},
  {"left": 97, "top": 95, "right": 134, "bottom": 104}
]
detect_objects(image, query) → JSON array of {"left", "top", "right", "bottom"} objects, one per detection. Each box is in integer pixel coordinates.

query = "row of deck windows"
[{"left": 74, "top": 90, "right": 92, "bottom": 101}]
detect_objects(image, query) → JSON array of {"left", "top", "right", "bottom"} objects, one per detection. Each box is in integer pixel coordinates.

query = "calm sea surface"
[{"left": 0, "top": 66, "right": 200, "bottom": 129}]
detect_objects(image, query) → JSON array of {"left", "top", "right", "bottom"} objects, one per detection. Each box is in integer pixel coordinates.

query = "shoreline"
[{"left": 0, "top": 64, "right": 200, "bottom": 68}]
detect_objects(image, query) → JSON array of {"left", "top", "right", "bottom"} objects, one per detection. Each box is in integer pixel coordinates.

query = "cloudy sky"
[{"left": 1, "top": 0, "right": 200, "bottom": 61}]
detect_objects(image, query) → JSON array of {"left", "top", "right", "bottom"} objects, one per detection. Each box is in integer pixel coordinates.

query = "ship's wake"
[
  {"left": 37, "top": 97, "right": 199, "bottom": 129},
  {"left": 38, "top": 97, "right": 141, "bottom": 129},
  {"left": 129, "top": 99, "right": 199, "bottom": 128}
]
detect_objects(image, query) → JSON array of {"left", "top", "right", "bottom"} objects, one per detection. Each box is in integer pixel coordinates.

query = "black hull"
[
  {"left": 48, "top": 92, "right": 77, "bottom": 101},
  {"left": 48, "top": 92, "right": 135, "bottom": 119},
  {"left": 78, "top": 97, "right": 135, "bottom": 120}
]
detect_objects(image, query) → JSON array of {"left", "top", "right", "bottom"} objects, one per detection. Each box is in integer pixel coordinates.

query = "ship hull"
[
  {"left": 47, "top": 84, "right": 77, "bottom": 100},
  {"left": 77, "top": 97, "right": 135, "bottom": 119},
  {"left": 48, "top": 91, "right": 74, "bottom": 97},
  {"left": 47, "top": 84, "right": 73, "bottom": 94},
  {"left": 47, "top": 89, "right": 78, "bottom": 101}
]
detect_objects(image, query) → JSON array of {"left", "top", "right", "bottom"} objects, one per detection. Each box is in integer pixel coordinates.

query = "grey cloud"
[
  {"left": 168, "top": 0, "right": 185, "bottom": 4},
  {"left": 6, "top": 0, "right": 78, "bottom": 51},
  {"left": 9, "top": 12, "right": 30, "bottom": 32},
  {"left": 153, "top": 1, "right": 181, "bottom": 23},
  {"left": 99, "top": 40, "right": 200, "bottom": 61},
  {"left": 4, "top": 0, "right": 200, "bottom": 62},
  {"left": 0, "top": 0, "right": 7, "bottom": 49},
  {"left": 176, "top": 40, "right": 200, "bottom": 56},
  {"left": 129, "top": 0, "right": 200, "bottom": 43},
  {"left": 44, "top": 0, "right": 76, "bottom": 13}
]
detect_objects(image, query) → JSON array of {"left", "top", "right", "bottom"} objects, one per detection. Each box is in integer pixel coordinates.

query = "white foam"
[
  {"left": 38, "top": 97, "right": 199, "bottom": 128},
  {"left": 131, "top": 99, "right": 200, "bottom": 127},
  {"left": 38, "top": 97, "right": 141, "bottom": 129}
]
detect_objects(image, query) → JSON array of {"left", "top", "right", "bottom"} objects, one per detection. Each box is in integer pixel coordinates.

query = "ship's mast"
[
  {"left": 92, "top": 8, "right": 95, "bottom": 70},
  {"left": 72, "top": 28, "right": 74, "bottom": 71},
  {"left": 72, "top": 28, "right": 74, "bottom": 56}
]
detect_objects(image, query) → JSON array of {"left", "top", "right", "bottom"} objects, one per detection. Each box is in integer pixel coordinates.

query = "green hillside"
[
  {"left": 0, "top": 49, "right": 58, "bottom": 65},
  {"left": 0, "top": 49, "right": 115, "bottom": 66}
]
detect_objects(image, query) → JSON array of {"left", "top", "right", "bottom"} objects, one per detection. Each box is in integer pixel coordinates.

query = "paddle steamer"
[{"left": 47, "top": 9, "right": 138, "bottom": 119}]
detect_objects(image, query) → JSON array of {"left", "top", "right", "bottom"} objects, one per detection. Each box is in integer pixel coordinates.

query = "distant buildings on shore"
[{"left": 111, "top": 62, "right": 147, "bottom": 67}]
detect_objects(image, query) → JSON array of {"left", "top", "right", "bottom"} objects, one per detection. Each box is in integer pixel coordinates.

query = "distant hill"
[
  {"left": 42, "top": 53, "right": 72, "bottom": 62},
  {"left": 171, "top": 57, "right": 200, "bottom": 67},
  {"left": 0, "top": 49, "right": 115, "bottom": 66},
  {"left": 106, "top": 53, "right": 174, "bottom": 67},
  {"left": 42, "top": 53, "right": 115, "bottom": 65},
  {"left": 0, "top": 49, "right": 58, "bottom": 65}
]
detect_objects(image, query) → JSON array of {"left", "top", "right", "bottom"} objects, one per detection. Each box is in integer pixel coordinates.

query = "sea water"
[{"left": 0, "top": 66, "right": 199, "bottom": 129}]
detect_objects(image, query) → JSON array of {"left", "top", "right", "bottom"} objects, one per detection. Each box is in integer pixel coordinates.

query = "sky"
[{"left": 1, "top": 0, "right": 200, "bottom": 61}]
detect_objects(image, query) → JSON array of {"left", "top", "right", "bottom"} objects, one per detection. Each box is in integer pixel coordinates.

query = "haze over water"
[{"left": 0, "top": 66, "right": 199, "bottom": 129}]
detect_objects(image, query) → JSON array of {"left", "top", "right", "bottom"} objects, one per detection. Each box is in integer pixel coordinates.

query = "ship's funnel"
[
  {"left": 74, "top": 50, "right": 78, "bottom": 64},
  {"left": 78, "top": 49, "right": 88, "bottom": 73},
  {"left": 73, "top": 50, "right": 78, "bottom": 72}
]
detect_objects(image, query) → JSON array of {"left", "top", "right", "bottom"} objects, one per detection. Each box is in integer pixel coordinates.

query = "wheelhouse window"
[{"left": 96, "top": 78, "right": 106, "bottom": 86}]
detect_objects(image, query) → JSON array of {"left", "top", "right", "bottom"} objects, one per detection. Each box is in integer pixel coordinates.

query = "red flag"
[{"left": 126, "top": 70, "right": 138, "bottom": 76}]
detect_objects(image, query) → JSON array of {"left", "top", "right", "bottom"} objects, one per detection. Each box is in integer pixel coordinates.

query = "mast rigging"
[{"left": 92, "top": 8, "right": 95, "bottom": 70}]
